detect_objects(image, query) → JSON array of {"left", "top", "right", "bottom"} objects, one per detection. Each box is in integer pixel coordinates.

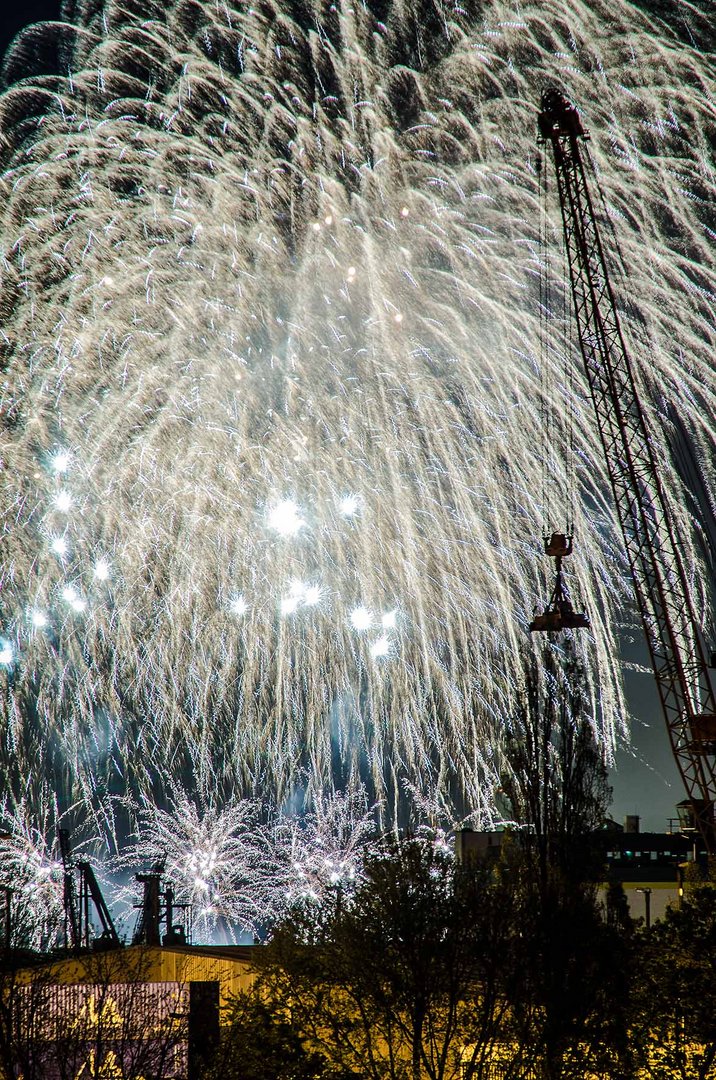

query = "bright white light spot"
[
  {"left": 229, "top": 594, "right": 248, "bottom": 616},
  {"left": 311, "top": 221, "right": 321, "bottom": 233},
  {"left": 281, "top": 595, "right": 300, "bottom": 616},
  {"left": 370, "top": 634, "right": 391, "bottom": 659},
  {"left": 283, "top": 580, "right": 321, "bottom": 608},
  {"left": 324, "top": 214, "right": 333, "bottom": 225},
  {"left": 31, "top": 610, "right": 48, "bottom": 628},
  {"left": 339, "top": 494, "right": 359, "bottom": 517},
  {"left": 62, "top": 586, "right": 86, "bottom": 612},
  {"left": 51, "top": 537, "right": 69, "bottom": 557},
  {"left": 54, "top": 490, "right": 72, "bottom": 512},
  {"left": 350, "top": 606, "right": 373, "bottom": 631},
  {"left": 52, "top": 451, "right": 70, "bottom": 474},
  {"left": 94, "top": 560, "right": 110, "bottom": 581},
  {"left": 347, "top": 266, "right": 357, "bottom": 279},
  {"left": 303, "top": 585, "right": 321, "bottom": 606},
  {"left": 394, "top": 312, "right": 403, "bottom": 324},
  {"left": 0, "top": 641, "right": 14, "bottom": 666},
  {"left": 381, "top": 609, "right": 397, "bottom": 629},
  {"left": 400, "top": 206, "right": 410, "bottom": 217},
  {"left": 267, "top": 499, "right": 305, "bottom": 536},
  {"left": 102, "top": 275, "right": 114, "bottom": 287}
]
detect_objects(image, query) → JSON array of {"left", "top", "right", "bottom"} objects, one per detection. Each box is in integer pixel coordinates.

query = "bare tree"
[
  {"left": 499, "top": 642, "right": 631, "bottom": 1080},
  {"left": 248, "top": 836, "right": 528, "bottom": 1080},
  {"left": 500, "top": 641, "right": 611, "bottom": 890}
]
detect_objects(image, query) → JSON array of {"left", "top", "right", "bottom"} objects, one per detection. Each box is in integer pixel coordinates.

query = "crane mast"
[{"left": 537, "top": 88, "right": 716, "bottom": 851}]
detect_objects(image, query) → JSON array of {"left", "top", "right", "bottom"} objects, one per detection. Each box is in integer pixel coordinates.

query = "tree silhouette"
[
  {"left": 247, "top": 836, "right": 528, "bottom": 1080},
  {"left": 500, "top": 641, "right": 630, "bottom": 1080},
  {"left": 500, "top": 641, "right": 611, "bottom": 889},
  {"left": 632, "top": 882, "right": 716, "bottom": 1080}
]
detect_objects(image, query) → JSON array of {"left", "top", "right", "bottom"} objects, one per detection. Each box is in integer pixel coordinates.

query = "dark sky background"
[
  {"left": 0, "top": 4, "right": 690, "bottom": 834},
  {"left": 0, "top": 3, "right": 61, "bottom": 62}
]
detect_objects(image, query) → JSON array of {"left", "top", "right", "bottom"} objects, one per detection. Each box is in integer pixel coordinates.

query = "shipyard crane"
[
  {"left": 535, "top": 88, "right": 716, "bottom": 851},
  {"left": 58, "top": 827, "right": 121, "bottom": 950}
]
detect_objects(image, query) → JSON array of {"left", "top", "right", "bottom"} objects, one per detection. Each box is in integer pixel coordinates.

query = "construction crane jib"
[{"left": 537, "top": 88, "right": 716, "bottom": 851}]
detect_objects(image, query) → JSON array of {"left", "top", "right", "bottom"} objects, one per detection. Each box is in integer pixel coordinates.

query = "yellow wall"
[{"left": 15, "top": 944, "right": 257, "bottom": 1016}]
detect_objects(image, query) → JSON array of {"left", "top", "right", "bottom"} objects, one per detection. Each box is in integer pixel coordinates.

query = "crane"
[
  {"left": 535, "top": 88, "right": 716, "bottom": 851},
  {"left": 58, "top": 827, "right": 121, "bottom": 950}
]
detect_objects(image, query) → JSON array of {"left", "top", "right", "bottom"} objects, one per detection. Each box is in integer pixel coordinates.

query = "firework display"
[
  {"left": 0, "top": 0, "right": 714, "bottom": 933},
  {"left": 115, "top": 786, "right": 377, "bottom": 939},
  {"left": 0, "top": 793, "right": 80, "bottom": 948}
]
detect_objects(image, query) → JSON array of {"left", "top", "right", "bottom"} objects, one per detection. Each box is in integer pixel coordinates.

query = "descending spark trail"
[{"left": 0, "top": 0, "right": 714, "bottom": 864}]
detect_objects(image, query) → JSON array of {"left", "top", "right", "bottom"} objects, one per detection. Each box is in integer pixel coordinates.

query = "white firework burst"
[
  {"left": 121, "top": 786, "right": 381, "bottom": 939},
  {"left": 266, "top": 787, "right": 380, "bottom": 914},
  {"left": 0, "top": 0, "right": 712, "bottom": 841},
  {"left": 122, "top": 792, "right": 265, "bottom": 942},
  {"left": 0, "top": 793, "right": 81, "bottom": 949}
]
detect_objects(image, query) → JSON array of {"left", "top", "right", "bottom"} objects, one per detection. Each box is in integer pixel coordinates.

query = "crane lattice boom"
[{"left": 537, "top": 88, "right": 716, "bottom": 850}]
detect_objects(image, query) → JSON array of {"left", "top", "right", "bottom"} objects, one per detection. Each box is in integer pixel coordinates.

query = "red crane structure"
[{"left": 536, "top": 88, "right": 716, "bottom": 851}]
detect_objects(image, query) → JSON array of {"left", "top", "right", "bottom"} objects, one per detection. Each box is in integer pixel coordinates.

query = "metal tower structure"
[
  {"left": 58, "top": 828, "right": 121, "bottom": 950},
  {"left": 536, "top": 88, "right": 716, "bottom": 851}
]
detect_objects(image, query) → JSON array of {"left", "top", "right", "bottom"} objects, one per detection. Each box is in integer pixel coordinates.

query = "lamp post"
[
  {"left": 3, "top": 886, "right": 10, "bottom": 953},
  {"left": 636, "top": 887, "right": 652, "bottom": 929}
]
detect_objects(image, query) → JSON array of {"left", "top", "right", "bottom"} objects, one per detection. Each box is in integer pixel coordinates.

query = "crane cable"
[
  {"left": 565, "top": 206, "right": 575, "bottom": 537},
  {"left": 537, "top": 150, "right": 552, "bottom": 534},
  {"left": 538, "top": 148, "right": 575, "bottom": 538}
]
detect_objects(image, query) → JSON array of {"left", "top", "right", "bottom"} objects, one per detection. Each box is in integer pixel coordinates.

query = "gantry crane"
[{"left": 535, "top": 88, "right": 716, "bottom": 851}]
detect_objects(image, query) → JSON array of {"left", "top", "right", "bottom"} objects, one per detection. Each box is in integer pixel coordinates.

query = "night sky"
[
  {"left": 0, "top": 4, "right": 60, "bottom": 63},
  {"left": 0, "top": 3, "right": 690, "bottom": 834}
]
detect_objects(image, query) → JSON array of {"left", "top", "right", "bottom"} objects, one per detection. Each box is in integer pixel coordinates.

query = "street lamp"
[{"left": 636, "top": 887, "right": 652, "bottom": 929}]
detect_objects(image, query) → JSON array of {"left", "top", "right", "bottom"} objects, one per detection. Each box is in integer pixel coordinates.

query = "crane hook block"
[
  {"left": 529, "top": 533, "right": 590, "bottom": 633},
  {"left": 544, "top": 532, "right": 573, "bottom": 559}
]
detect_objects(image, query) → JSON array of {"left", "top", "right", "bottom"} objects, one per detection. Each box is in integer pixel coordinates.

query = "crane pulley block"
[
  {"left": 538, "top": 89, "right": 588, "bottom": 142},
  {"left": 529, "top": 532, "right": 590, "bottom": 634}
]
